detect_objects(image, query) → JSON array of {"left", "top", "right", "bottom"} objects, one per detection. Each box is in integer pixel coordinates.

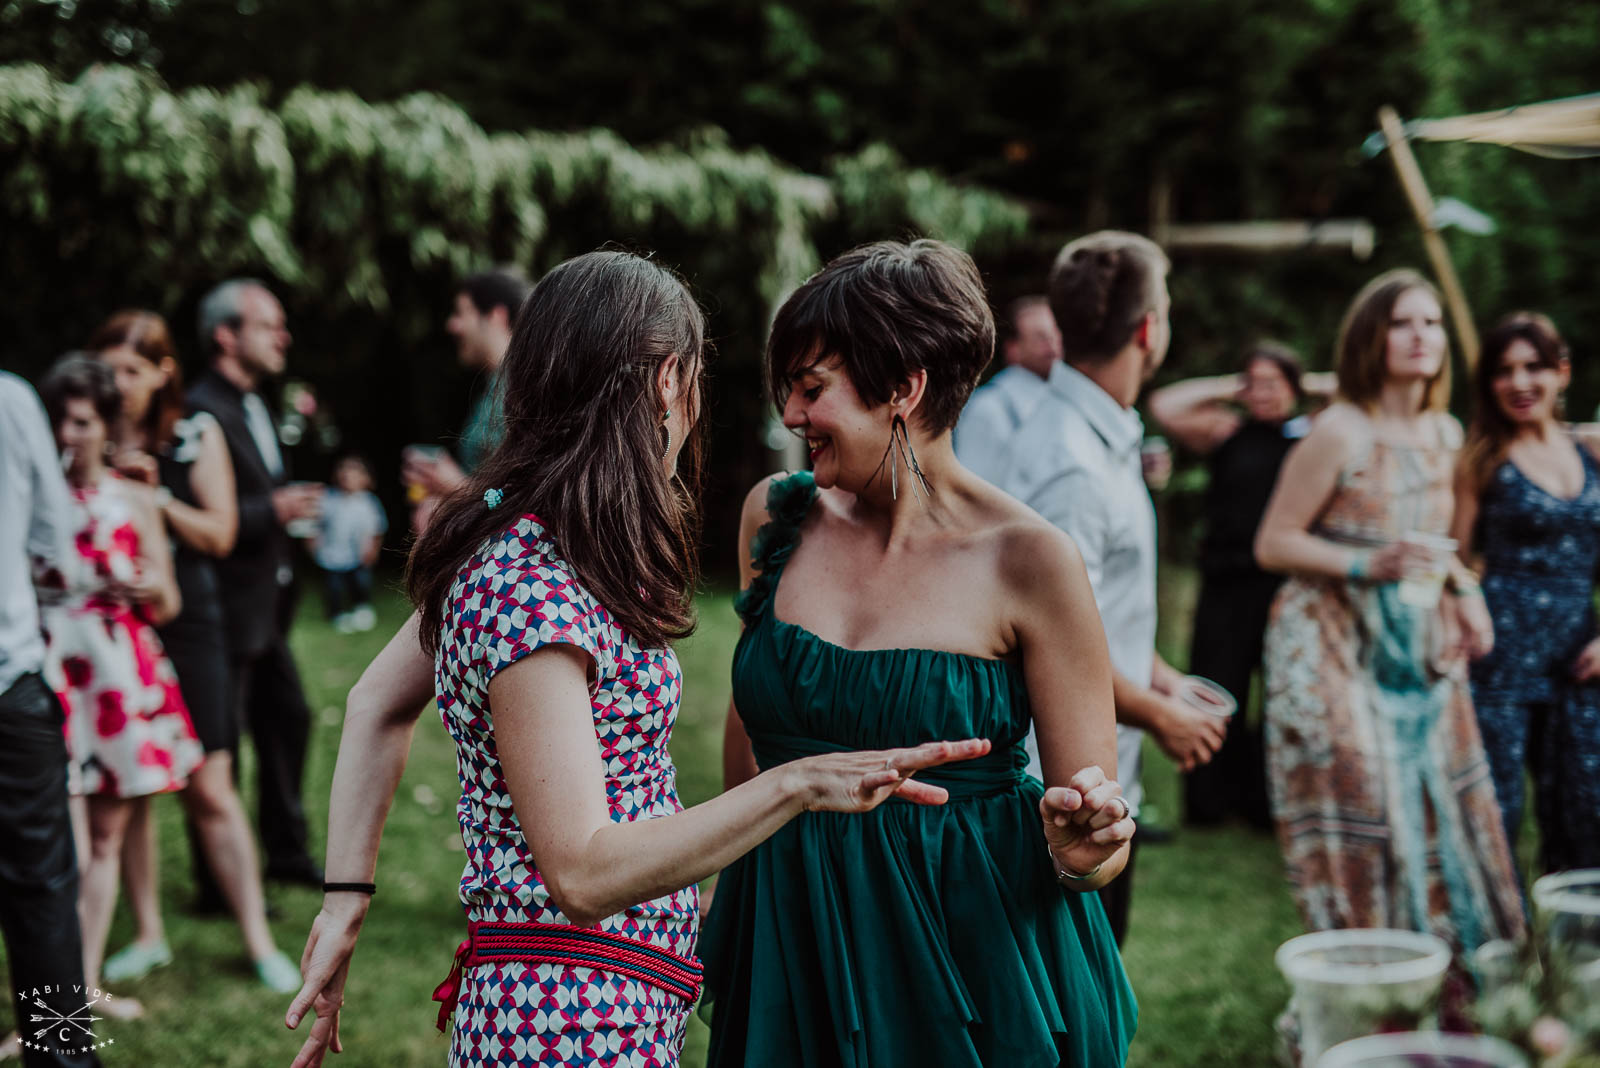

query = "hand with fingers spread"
[
  {"left": 791, "top": 739, "right": 993, "bottom": 813},
  {"left": 285, "top": 897, "right": 367, "bottom": 1068},
  {"left": 1040, "top": 766, "right": 1135, "bottom": 889}
]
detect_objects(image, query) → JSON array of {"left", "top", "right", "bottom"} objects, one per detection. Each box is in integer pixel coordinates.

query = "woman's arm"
[
  {"left": 1146, "top": 374, "right": 1242, "bottom": 456},
  {"left": 1450, "top": 457, "right": 1483, "bottom": 562},
  {"left": 1009, "top": 523, "right": 1133, "bottom": 891},
  {"left": 721, "top": 476, "right": 778, "bottom": 791},
  {"left": 1255, "top": 405, "right": 1429, "bottom": 582},
  {"left": 286, "top": 614, "right": 438, "bottom": 1065},
  {"left": 126, "top": 483, "right": 182, "bottom": 625},
  {"left": 494, "top": 646, "right": 989, "bottom": 927},
  {"left": 161, "top": 418, "right": 238, "bottom": 558}
]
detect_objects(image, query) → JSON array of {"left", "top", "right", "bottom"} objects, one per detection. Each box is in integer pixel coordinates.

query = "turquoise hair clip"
[{"left": 483, "top": 488, "right": 504, "bottom": 510}]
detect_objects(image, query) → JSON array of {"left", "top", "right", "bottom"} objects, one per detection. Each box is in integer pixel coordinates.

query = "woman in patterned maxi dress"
[
  {"left": 1255, "top": 271, "right": 1525, "bottom": 953},
  {"left": 286, "top": 251, "right": 993, "bottom": 1068}
]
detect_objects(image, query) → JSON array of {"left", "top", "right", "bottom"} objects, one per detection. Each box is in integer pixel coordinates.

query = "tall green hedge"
[{"left": 0, "top": 63, "right": 1027, "bottom": 560}]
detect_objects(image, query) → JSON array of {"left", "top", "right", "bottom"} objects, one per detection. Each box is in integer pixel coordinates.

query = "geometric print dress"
[
  {"left": 1262, "top": 417, "right": 1526, "bottom": 953},
  {"left": 433, "top": 514, "right": 700, "bottom": 1067}
]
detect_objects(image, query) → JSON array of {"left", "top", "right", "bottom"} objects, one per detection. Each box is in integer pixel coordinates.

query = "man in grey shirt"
[
  {"left": 995, "top": 233, "right": 1226, "bottom": 944},
  {"left": 0, "top": 370, "right": 101, "bottom": 1067}
]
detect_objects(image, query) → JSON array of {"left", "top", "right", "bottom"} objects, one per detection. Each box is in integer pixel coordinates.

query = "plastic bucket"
[
  {"left": 1276, "top": 929, "right": 1452, "bottom": 1066},
  {"left": 1316, "top": 1031, "right": 1528, "bottom": 1067}
]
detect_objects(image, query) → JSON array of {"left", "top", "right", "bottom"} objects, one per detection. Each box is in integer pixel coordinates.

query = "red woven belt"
[{"left": 431, "top": 919, "right": 704, "bottom": 1032}]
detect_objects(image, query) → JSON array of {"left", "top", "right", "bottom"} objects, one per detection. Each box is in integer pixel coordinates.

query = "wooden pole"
[{"left": 1377, "top": 105, "right": 1481, "bottom": 371}]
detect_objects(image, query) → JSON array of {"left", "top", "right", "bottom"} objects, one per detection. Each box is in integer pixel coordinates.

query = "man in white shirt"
[
  {"left": 952, "top": 295, "right": 1061, "bottom": 483},
  {"left": 0, "top": 371, "right": 102, "bottom": 1067},
  {"left": 996, "top": 231, "right": 1225, "bottom": 945}
]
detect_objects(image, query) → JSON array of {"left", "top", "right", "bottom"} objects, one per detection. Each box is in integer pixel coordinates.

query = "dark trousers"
[
  {"left": 1183, "top": 570, "right": 1280, "bottom": 828},
  {"left": 194, "top": 584, "right": 315, "bottom": 902},
  {"left": 321, "top": 566, "right": 372, "bottom": 618},
  {"left": 1096, "top": 837, "right": 1139, "bottom": 947},
  {"left": 0, "top": 674, "right": 101, "bottom": 1068}
]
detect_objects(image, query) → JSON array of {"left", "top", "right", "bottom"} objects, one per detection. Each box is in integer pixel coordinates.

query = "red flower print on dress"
[
  {"left": 96, "top": 690, "right": 127, "bottom": 736},
  {"left": 137, "top": 741, "right": 173, "bottom": 769},
  {"left": 62, "top": 656, "right": 93, "bottom": 688}
]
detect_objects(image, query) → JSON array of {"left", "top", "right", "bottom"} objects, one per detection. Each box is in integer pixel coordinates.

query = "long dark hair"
[
  {"left": 88, "top": 310, "right": 185, "bottom": 449},
  {"left": 1462, "top": 311, "right": 1570, "bottom": 490},
  {"left": 407, "top": 250, "right": 707, "bottom": 655}
]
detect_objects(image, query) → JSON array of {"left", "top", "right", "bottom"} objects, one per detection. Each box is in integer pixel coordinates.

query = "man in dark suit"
[{"left": 188, "top": 279, "right": 323, "bottom": 894}]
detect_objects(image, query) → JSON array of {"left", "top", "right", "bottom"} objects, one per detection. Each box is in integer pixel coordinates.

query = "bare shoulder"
[
  {"left": 1295, "top": 401, "right": 1368, "bottom": 459},
  {"left": 993, "top": 510, "right": 1086, "bottom": 602}
]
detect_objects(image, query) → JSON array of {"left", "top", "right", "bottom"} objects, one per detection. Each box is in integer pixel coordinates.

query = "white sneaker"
[
  {"left": 352, "top": 605, "right": 377, "bottom": 631},
  {"left": 333, "top": 613, "right": 356, "bottom": 634}
]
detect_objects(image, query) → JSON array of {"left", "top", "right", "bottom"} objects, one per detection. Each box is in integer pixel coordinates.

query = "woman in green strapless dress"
[{"left": 701, "top": 241, "right": 1139, "bottom": 1067}]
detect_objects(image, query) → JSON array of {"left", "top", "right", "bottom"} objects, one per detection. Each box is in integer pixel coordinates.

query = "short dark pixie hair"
[
  {"left": 766, "top": 239, "right": 995, "bottom": 433},
  {"left": 40, "top": 352, "right": 122, "bottom": 429}
]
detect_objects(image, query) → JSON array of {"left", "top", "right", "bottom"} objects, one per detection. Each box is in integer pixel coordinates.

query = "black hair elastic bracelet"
[{"left": 322, "top": 882, "right": 377, "bottom": 895}]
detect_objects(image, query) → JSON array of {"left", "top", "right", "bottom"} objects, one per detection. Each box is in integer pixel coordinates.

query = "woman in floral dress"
[
  {"left": 1255, "top": 271, "right": 1524, "bottom": 952},
  {"left": 286, "top": 250, "right": 991, "bottom": 1068},
  {"left": 36, "top": 355, "right": 203, "bottom": 1007}
]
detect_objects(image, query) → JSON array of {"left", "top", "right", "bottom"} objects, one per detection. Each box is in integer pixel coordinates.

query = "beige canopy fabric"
[{"left": 1367, "top": 93, "right": 1600, "bottom": 159}]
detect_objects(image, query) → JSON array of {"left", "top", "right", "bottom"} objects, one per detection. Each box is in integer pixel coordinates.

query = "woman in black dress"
[
  {"left": 93, "top": 311, "right": 298, "bottom": 992},
  {"left": 1148, "top": 344, "right": 1335, "bottom": 828}
]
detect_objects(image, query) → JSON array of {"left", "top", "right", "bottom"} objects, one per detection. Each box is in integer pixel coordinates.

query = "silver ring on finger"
[{"left": 1111, "top": 796, "right": 1131, "bottom": 822}]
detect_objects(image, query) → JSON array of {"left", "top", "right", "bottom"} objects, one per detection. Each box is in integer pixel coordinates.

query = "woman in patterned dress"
[
  {"left": 1255, "top": 270, "right": 1524, "bottom": 952},
  {"left": 36, "top": 355, "right": 205, "bottom": 1009},
  {"left": 1453, "top": 312, "right": 1600, "bottom": 871},
  {"left": 90, "top": 311, "right": 299, "bottom": 992},
  {"left": 286, "top": 250, "right": 991, "bottom": 1068}
]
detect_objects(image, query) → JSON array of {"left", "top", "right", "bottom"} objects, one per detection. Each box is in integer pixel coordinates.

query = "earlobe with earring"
[{"left": 881, "top": 412, "right": 932, "bottom": 502}]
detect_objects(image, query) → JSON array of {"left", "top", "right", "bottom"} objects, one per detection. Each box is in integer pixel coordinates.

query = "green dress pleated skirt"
[{"left": 699, "top": 473, "right": 1137, "bottom": 1068}]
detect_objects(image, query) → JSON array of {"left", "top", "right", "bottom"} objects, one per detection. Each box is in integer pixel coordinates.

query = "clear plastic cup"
[
  {"left": 1178, "top": 675, "right": 1237, "bottom": 719},
  {"left": 1469, "top": 939, "right": 1528, "bottom": 1001},
  {"left": 1530, "top": 869, "right": 1600, "bottom": 1010},
  {"left": 1316, "top": 1031, "right": 1529, "bottom": 1067},
  {"left": 1396, "top": 532, "right": 1457, "bottom": 608},
  {"left": 1276, "top": 929, "right": 1452, "bottom": 1066}
]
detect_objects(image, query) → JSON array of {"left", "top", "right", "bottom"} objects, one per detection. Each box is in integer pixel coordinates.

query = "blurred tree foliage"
[
  {"left": 0, "top": 61, "right": 1025, "bottom": 557},
  {"left": 2, "top": 0, "right": 1597, "bottom": 561}
]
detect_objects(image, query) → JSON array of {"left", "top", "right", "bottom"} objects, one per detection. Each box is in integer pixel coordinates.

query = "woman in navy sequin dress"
[{"left": 1454, "top": 312, "right": 1600, "bottom": 872}]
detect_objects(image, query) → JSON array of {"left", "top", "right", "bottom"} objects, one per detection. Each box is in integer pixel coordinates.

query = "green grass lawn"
[{"left": 1, "top": 563, "right": 1304, "bottom": 1065}]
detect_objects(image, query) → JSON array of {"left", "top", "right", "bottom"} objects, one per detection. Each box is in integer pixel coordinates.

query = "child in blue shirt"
[{"left": 313, "top": 455, "right": 387, "bottom": 632}]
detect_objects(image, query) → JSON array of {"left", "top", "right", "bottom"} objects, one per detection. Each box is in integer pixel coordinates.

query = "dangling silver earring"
[
  {"left": 891, "top": 414, "right": 932, "bottom": 501},
  {"left": 661, "top": 408, "right": 673, "bottom": 460}
]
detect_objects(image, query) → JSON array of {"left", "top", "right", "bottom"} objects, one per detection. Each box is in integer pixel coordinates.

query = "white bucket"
[
  {"left": 1276, "top": 928, "right": 1452, "bottom": 1066},
  {"left": 1317, "top": 1031, "right": 1528, "bottom": 1067}
]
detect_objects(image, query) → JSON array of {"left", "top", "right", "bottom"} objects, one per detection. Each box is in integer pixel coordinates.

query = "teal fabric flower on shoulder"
[{"left": 734, "top": 471, "right": 818, "bottom": 625}]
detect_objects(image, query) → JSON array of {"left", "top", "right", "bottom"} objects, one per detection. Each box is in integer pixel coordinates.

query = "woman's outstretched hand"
[
  {"left": 1041, "top": 765, "right": 1135, "bottom": 881},
  {"left": 793, "top": 739, "right": 993, "bottom": 813}
]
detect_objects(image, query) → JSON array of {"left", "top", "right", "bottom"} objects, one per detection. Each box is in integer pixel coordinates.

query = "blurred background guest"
[
  {"left": 996, "top": 231, "right": 1226, "bottom": 944},
  {"left": 1148, "top": 344, "right": 1335, "bottom": 829},
  {"left": 402, "top": 268, "right": 530, "bottom": 531},
  {"left": 0, "top": 368, "right": 102, "bottom": 1068},
  {"left": 91, "top": 312, "right": 299, "bottom": 992},
  {"left": 953, "top": 294, "right": 1062, "bottom": 483},
  {"left": 313, "top": 454, "right": 386, "bottom": 634},
  {"left": 189, "top": 280, "right": 323, "bottom": 896},
  {"left": 1255, "top": 270, "right": 1522, "bottom": 951},
  {"left": 36, "top": 356, "right": 203, "bottom": 1015},
  {"left": 1454, "top": 311, "right": 1600, "bottom": 873}
]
